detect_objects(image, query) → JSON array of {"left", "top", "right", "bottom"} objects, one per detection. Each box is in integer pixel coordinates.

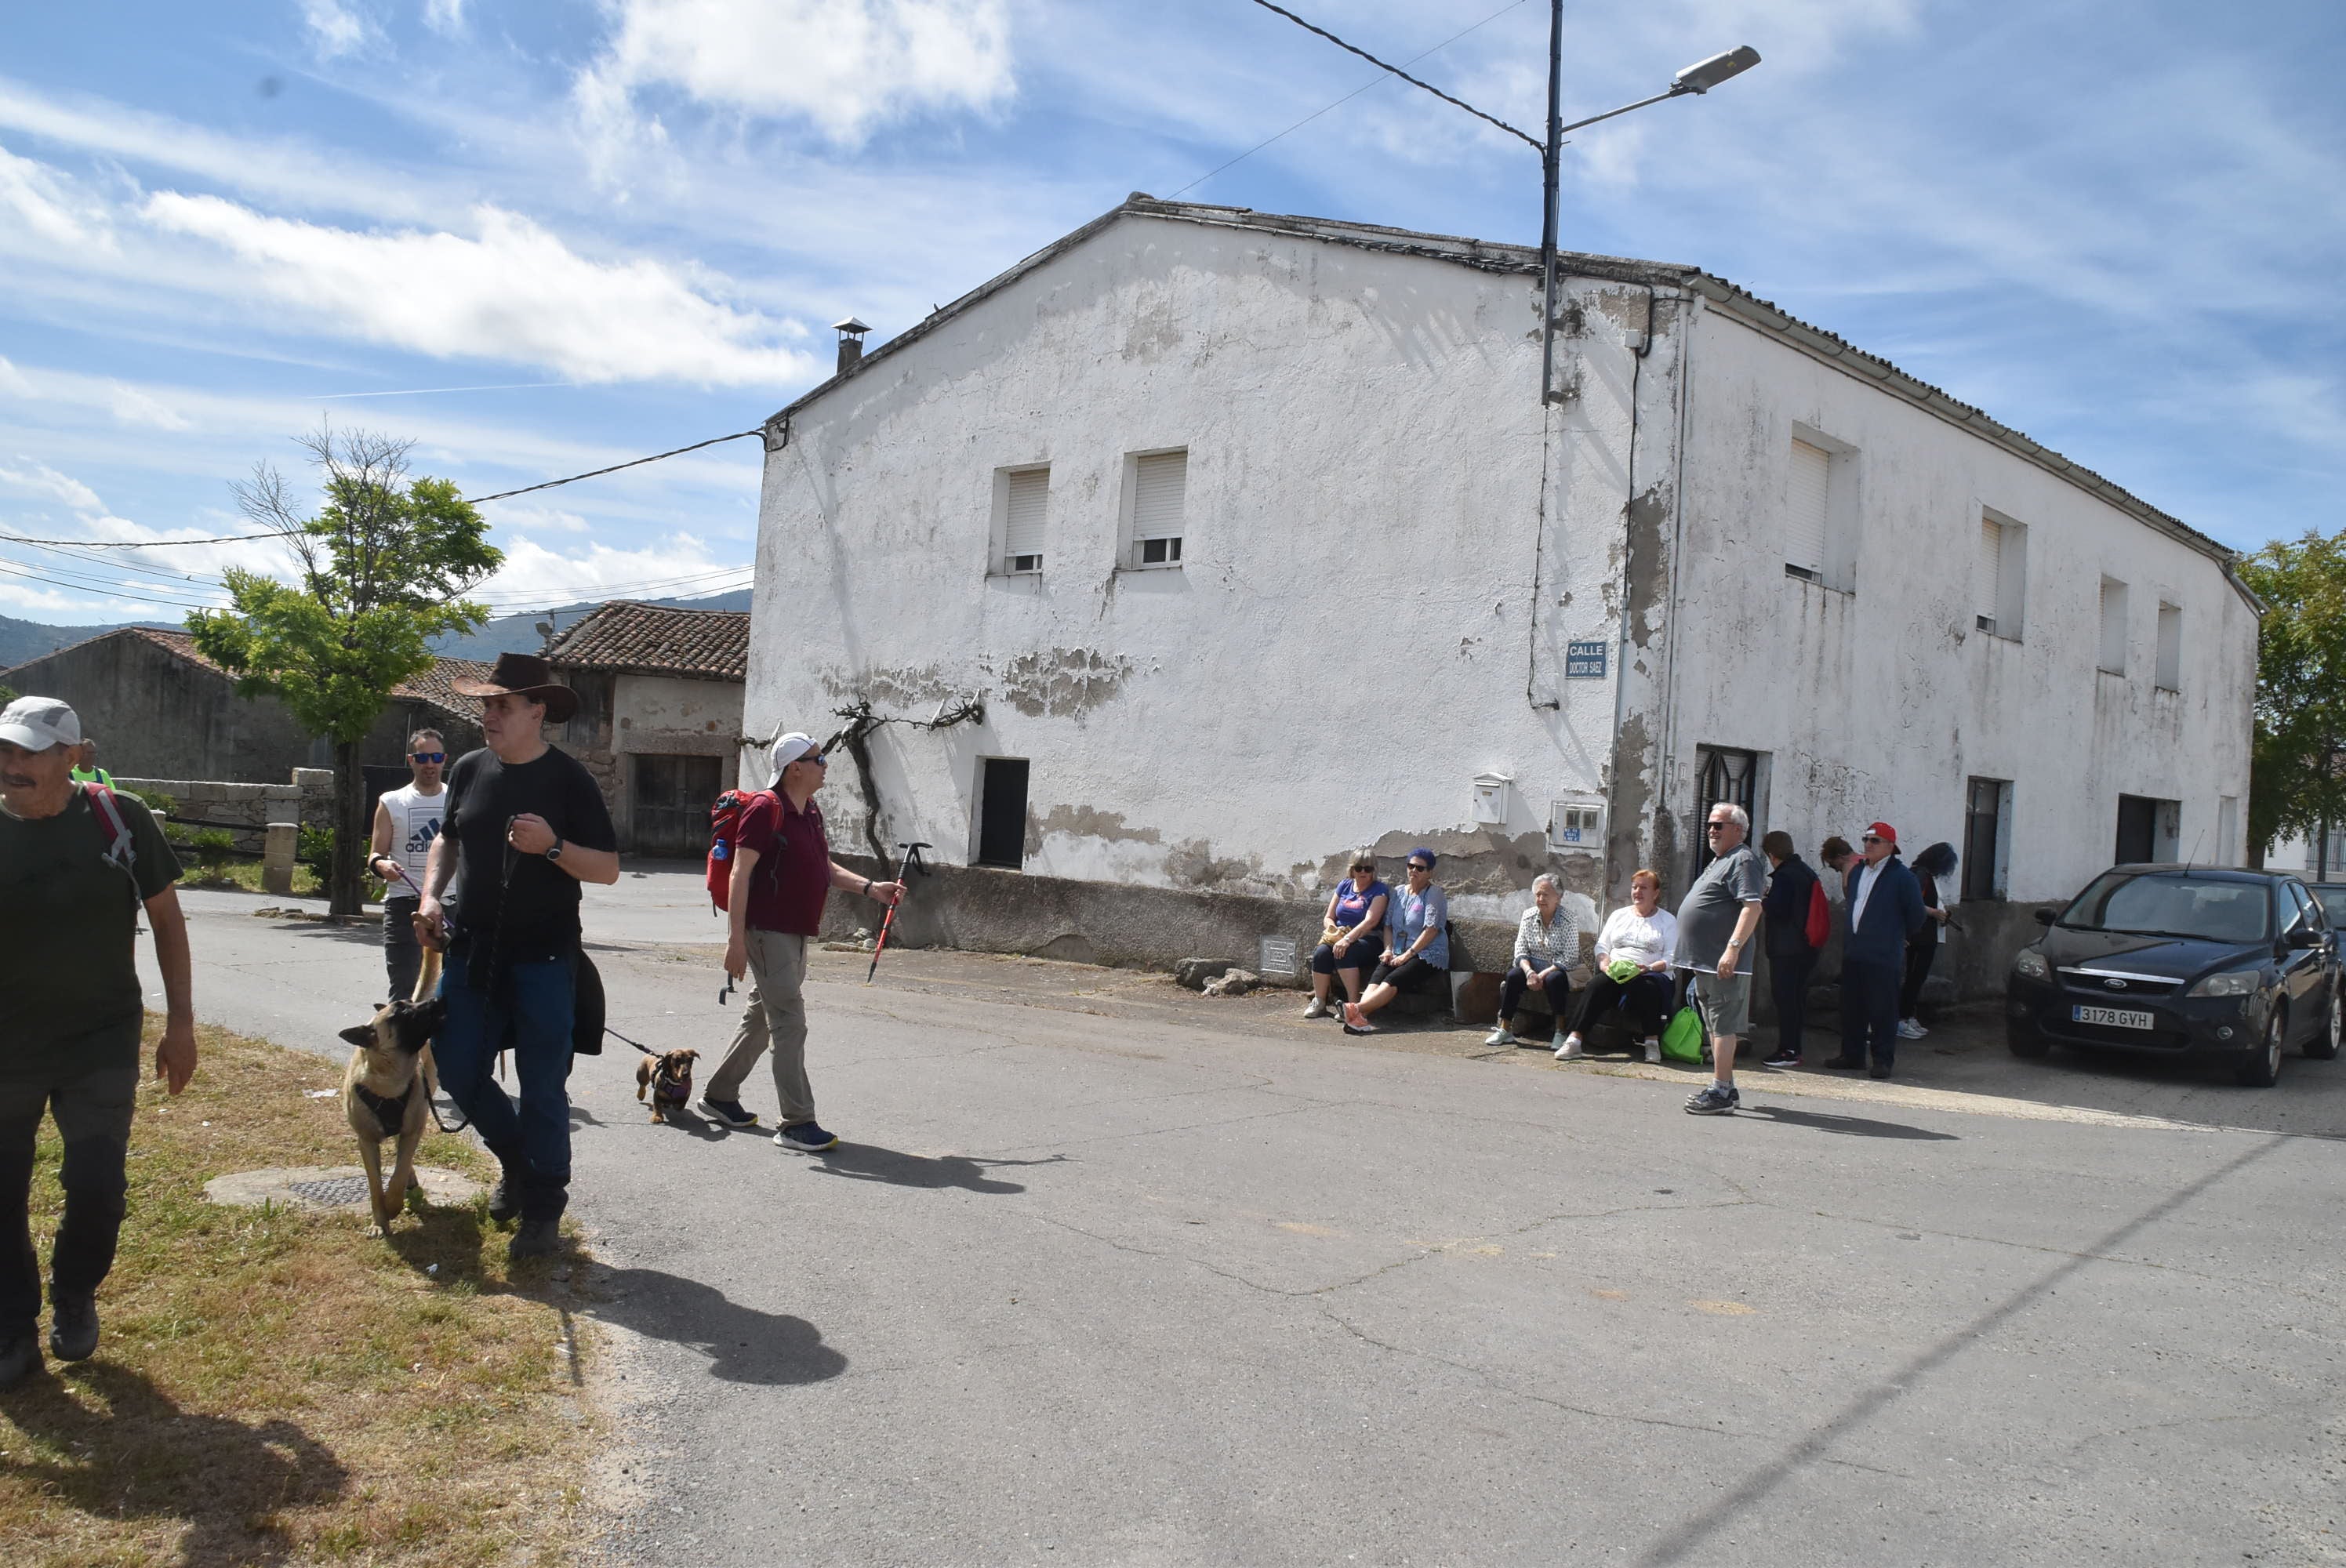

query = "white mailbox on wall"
[
  {"left": 1549, "top": 796, "right": 1605, "bottom": 853},
  {"left": 1472, "top": 771, "right": 1514, "bottom": 826}
]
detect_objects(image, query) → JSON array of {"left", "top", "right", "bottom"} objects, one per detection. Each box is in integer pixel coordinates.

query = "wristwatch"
[{"left": 545, "top": 837, "right": 565, "bottom": 863}]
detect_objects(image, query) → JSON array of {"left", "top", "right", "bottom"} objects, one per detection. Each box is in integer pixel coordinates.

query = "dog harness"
[
  {"left": 354, "top": 1079, "right": 415, "bottom": 1130},
  {"left": 653, "top": 1074, "right": 691, "bottom": 1107}
]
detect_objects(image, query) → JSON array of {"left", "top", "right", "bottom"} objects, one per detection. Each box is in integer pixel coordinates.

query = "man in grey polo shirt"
[{"left": 1675, "top": 802, "right": 1767, "bottom": 1116}]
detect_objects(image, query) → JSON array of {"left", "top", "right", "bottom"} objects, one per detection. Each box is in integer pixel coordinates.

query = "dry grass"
[
  {"left": 177, "top": 860, "right": 329, "bottom": 898},
  {"left": 0, "top": 1017, "right": 601, "bottom": 1567}
]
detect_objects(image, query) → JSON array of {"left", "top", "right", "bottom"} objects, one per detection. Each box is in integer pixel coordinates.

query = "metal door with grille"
[
  {"left": 632, "top": 754, "right": 720, "bottom": 858},
  {"left": 1692, "top": 746, "right": 1760, "bottom": 880},
  {"left": 1963, "top": 778, "right": 2008, "bottom": 900}
]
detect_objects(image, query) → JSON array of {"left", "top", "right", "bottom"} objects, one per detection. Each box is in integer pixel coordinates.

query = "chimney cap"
[{"left": 833, "top": 316, "right": 872, "bottom": 337}]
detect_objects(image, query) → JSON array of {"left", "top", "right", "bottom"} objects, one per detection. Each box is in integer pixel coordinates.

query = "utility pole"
[{"left": 1538, "top": 0, "right": 1563, "bottom": 405}]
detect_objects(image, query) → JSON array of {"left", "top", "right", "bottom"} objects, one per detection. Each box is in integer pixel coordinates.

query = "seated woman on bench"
[
  {"left": 1486, "top": 873, "right": 1580, "bottom": 1050},
  {"left": 1554, "top": 868, "right": 1676, "bottom": 1064},
  {"left": 1343, "top": 848, "right": 1447, "bottom": 1036},
  {"left": 1304, "top": 851, "right": 1389, "bottom": 1019}
]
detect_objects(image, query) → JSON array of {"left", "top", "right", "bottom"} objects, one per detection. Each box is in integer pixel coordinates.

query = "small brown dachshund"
[{"left": 635, "top": 1048, "right": 700, "bottom": 1123}]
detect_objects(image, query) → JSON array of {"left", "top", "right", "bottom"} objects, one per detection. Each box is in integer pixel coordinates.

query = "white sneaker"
[
  {"left": 1897, "top": 1018, "right": 1927, "bottom": 1040},
  {"left": 1484, "top": 1025, "right": 1516, "bottom": 1047},
  {"left": 1643, "top": 1037, "right": 1662, "bottom": 1065},
  {"left": 1553, "top": 1034, "right": 1584, "bottom": 1061},
  {"left": 1303, "top": 997, "right": 1329, "bottom": 1019}
]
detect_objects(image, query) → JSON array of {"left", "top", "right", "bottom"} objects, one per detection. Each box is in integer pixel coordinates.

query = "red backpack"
[
  {"left": 706, "top": 788, "right": 791, "bottom": 911},
  {"left": 1804, "top": 877, "right": 1832, "bottom": 949}
]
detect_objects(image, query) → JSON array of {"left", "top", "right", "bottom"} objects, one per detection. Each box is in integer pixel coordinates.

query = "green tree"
[
  {"left": 2239, "top": 528, "right": 2346, "bottom": 866},
  {"left": 188, "top": 426, "right": 500, "bottom": 916}
]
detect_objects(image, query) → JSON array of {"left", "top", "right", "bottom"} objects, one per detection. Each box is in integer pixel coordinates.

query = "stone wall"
[{"left": 115, "top": 768, "right": 335, "bottom": 855}]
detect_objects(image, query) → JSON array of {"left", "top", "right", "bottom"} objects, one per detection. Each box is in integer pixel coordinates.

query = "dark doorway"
[
  {"left": 632, "top": 754, "right": 721, "bottom": 857},
  {"left": 976, "top": 758, "right": 1030, "bottom": 869},
  {"left": 1691, "top": 746, "right": 1760, "bottom": 880},
  {"left": 2115, "top": 794, "right": 2159, "bottom": 865},
  {"left": 1963, "top": 778, "right": 2008, "bottom": 900}
]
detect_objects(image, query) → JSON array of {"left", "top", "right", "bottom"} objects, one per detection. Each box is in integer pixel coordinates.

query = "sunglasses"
[
  {"left": 1705, "top": 822, "right": 1732, "bottom": 832},
  {"left": 1861, "top": 835, "right": 1884, "bottom": 844},
  {"left": 409, "top": 752, "right": 446, "bottom": 764},
  {"left": 1350, "top": 864, "right": 1375, "bottom": 873},
  {"left": 1407, "top": 862, "right": 1431, "bottom": 872},
  {"left": 794, "top": 753, "right": 828, "bottom": 768}
]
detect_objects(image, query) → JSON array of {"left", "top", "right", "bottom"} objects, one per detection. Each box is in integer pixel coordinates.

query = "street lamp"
[{"left": 1538, "top": 24, "right": 1762, "bottom": 403}]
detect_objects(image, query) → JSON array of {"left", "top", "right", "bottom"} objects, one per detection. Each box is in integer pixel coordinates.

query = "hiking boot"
[
  {"left": 1684, "top": 1083, "right": 1739, "bottom": 1116},
  {"left": 507, "top": 1219, "right": 563, "bottom": 1261},
  {"left": 695, "top": 1097, "right": 759, "bottom": 1129},
  {"left": 1553, "top": 1033, "right": 1585, "bottom": 1061},
  {"left": 775, "top": 1121, "right": 839, "bottom": 1154},
  {"left": 1302, "top": 997, "right": 1329, "bottom": 1019},
  {"left": 1484, "top": 1025, "right": 1516, "bottom": 1047},
  {"left": 1822, "top": 1055, "right": 1865, "bottom": 1070},
  {"left": 47, "top": 1293, "right": 97, "bottom": 1363},
  {"left": 1868, "top": 1063, "right": 1895, "bottom": 1080},
  {"left": 485, "top": 1174, "right": 521, "bottom": 1224},
  {"left": 0, "top": 1334, "right": 38, "bottom": 1388}
]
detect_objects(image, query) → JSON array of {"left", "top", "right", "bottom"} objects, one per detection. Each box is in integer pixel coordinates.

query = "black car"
[{"left": 2006, "top": 864, "right": 2342, "bottom": 1086}]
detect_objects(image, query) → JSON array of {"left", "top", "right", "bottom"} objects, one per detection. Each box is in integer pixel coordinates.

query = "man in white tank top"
[{"left": 369, "top": 728, "right": 448, "bottom": 1001}]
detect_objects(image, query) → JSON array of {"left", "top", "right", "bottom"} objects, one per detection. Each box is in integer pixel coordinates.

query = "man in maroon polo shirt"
[{"left": 697, "top": 731, "right": 904, "bottom": 1151}]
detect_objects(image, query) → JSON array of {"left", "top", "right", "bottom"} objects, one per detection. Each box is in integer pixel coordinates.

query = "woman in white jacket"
[{"left": 1556, "top": 868, "right": 1679, "bottom": 1063}]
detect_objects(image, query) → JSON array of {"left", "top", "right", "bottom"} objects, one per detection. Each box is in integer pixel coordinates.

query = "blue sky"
[{"left": 0, "top": 0, "right": 2338, "bottom": 626}]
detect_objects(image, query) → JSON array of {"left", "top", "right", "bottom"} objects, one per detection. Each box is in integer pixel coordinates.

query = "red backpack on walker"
[{"left": 705, "top": 788, "right": 784, "bottom": 912}]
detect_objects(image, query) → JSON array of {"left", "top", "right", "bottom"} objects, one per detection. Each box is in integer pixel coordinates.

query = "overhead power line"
[
  {"left": 463, "top": 429, "right": 764, "bottom": 505},
  {"left": 1244, "top": 0, "right": 1539, "bottom": 151},
  {"left": 0, "top": 526, "right": 303, "bottom": 549}
]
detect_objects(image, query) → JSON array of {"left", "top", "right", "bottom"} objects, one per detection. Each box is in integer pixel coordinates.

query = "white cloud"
[
  {"left": 0, "top": 143, "right": 114, "bottom": 251},
  {"left": 105, "top": 383, "right": 192, "bottom": 431},
  {"left": 140, "top": 194, "right": 817, "bottom": 386},
  {"left": 576, "top": 0, "right": 1015, "bottom": 150},
  {"left": 422, "top": 0, "right": 465, "bottom": 35},
  {"left": 0, "top": 459, "right": 106, "bottom": 514},
  {"left": 478, "top": 533, "right": 749, "bottom": 608},
  {"left": 300, "top": 0, "right": 376, "bottom": 59},
  {"left": 0, "top": 357, "right": 31, "bottom": 398}
]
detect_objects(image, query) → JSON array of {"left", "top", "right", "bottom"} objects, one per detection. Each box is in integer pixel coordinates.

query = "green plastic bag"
[
  {"left": 1660, "top": 1005, "right": 1706, "bottom": 1064},
  {"left": 1605, "top": 957, "right": 1643, "bottom": 984}
]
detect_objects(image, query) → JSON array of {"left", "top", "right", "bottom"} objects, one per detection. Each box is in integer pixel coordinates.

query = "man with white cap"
[
  {"left": 696, "top": 731, "right": 903, "bottom": 1150},
  {"left": 0, "top": 695, "right": 194, "bottom": 1386}
]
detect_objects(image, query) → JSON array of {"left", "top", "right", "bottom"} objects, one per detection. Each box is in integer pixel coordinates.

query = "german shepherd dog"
[
  {"left": 636, "top": 1048, "right": 699, "bottom": 1123},
  {"left": 338, "top": 949, "right": 445, "bottom": 1236}
]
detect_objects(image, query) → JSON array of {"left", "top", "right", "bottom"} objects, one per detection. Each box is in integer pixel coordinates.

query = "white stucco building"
[{"left": 743, "top": 197, "right": 2257, "bottom": 990}]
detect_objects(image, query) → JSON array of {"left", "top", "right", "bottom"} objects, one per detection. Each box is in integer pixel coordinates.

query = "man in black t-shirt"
[{"left": 416, "top": 655, "right": 618, "bottom": 1261}]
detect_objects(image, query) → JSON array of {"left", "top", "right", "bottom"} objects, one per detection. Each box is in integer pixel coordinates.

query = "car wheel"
[
  {"left": 2007, "top": 1028, "right": 2050, "bottom": 1060},
  {"left": 2236, "top": 1007, "right": 2285, "bottom": 1087},
  {"left": 2309, "top": 984, "right": 2343, "bottom": 1062}
]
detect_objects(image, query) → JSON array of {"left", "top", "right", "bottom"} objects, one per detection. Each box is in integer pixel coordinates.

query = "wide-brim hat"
[{"left": 452, "top": 652, "right": 580, "bottom": 724}]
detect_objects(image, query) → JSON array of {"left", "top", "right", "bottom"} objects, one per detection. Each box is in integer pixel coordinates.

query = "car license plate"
[{"left": 2072, "top": 1004, "right": 2155, "bottom": 1029}]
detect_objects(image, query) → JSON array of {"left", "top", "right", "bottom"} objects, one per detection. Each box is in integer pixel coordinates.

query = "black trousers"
[
  {"left": 1572, "top": 971, "right": 1673, "bottom": 1039},
  {"left": 1900, "top": 938, "right": 1937, "bottom": 1019},
  {"left": 1498, "top": 967, "right": 1571, "bottom": 1026},
  {"left": 0, "top": 1054, "right": 139, "bottom": 1338},
  {"left": 1768, "top": 945, "right": 1819, "bottom": 1058},
  {"left": 1843, "top": 958, "right": 1902, "bottom": 1070}
]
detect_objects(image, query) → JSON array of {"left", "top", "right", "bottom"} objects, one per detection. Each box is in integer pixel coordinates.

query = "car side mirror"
[
  {"left": 2032, "top": 908, "right": 2057, "bottom": 927},
  {"left": 2287, "top": 927, "right": 2320, "bottom": 950}
]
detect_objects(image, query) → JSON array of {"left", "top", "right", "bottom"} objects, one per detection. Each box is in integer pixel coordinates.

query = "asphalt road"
[{"left": 151, "top": 878, "right": 2346, "bottom": 1567}]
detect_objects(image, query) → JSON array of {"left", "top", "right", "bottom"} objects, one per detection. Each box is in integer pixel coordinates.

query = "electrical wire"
[
  {"left": 0, "top": 526, "right": 304, "bottom": 549},
  {"left": 462, "top": 429, "right": 764, "bottom": 505},
  {"left": 1173, "top": 0, "right": 1533, "bottom": 198},
  {"left": 1243, "top": 0, "right": 1539, "bottom": 151}
]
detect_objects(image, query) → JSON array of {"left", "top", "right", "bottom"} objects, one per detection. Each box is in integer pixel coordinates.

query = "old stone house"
[
  {"left": 1, "top": 627, "right": 485, "bottom": 783},
  {"left": 741, "top": 195, "right": 2257, "bottom": 995},
  {"left": 547, "top": 601, "right": 749, "bottom": 856}
]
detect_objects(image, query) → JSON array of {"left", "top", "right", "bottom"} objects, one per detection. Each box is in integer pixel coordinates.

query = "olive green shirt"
[{"left": 0, "top": 789, "right": 180, "bottom": 1065}]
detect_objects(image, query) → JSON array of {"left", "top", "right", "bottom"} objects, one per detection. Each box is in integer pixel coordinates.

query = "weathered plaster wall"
[
  {"left": 1658, "top": 301, "right": 2255, "bottom": 989},
  {"left": 562, "top": 672, "right": 743, "bottom": 849},
  {"left": 750, "top": 214, "right": 1670, "bottom": 942}
]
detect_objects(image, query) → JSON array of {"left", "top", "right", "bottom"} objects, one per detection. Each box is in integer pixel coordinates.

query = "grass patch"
[{"left": 0, "top": 1017, "right": 600, "bottom": 1567}]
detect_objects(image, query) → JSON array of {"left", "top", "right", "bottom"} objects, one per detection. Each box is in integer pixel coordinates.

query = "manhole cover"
[{"left": 286, "top": 1175, "right": 372, "bottom": 1207}]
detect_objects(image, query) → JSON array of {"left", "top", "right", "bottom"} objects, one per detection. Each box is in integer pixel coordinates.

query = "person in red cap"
[{"left": 1829, "top": 822, "right": 1927, "bottom": 1077}]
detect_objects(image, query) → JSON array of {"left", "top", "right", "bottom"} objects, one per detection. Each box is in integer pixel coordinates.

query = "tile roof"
[
  {"left": 4, "top": 627, "right": 490, "bottom": 722},
  {"left": 768, "top": 194, "right": 2240, "bottom": 579},
  {"left": 543, "top": 600, "right": 750, "bottom": 681}
]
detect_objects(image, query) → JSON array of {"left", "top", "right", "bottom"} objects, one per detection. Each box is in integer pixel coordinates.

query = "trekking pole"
[{"left": 865, "top": 841, "right": 931, "bottom": 985}]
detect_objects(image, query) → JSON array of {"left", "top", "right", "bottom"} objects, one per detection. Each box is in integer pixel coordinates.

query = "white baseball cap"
[
  {"left": 0, "top": 695, "right": 81, "bottom": 752},
  {"left": 769, "top": 731, "right": 818, "bottom": 778}
]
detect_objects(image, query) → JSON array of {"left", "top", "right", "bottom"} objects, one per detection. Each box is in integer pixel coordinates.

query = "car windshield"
[
  {"left": 2058, "top": 871, "right": 2274, "bottom": 943},
  {"left": 2310, "top": 885, "right": 2346, "bottom": 925}
]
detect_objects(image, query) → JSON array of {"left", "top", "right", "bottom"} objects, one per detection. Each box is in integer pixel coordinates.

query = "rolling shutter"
[
  {"left": 1785, "top": 439, "right": 1829, "bottom": 574},
  {"left": 1003, "top": 468, "right": 1047, "bottom": 572},
  {"left": 1977, "top": 517, "right": 2003, "bottom": 630},
  {"left": 1131, "top": 451, "right": 1186, "bottom": 546}
]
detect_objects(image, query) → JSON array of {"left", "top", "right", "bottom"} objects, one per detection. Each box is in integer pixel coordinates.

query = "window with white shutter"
[
  {"left": 1002, "top": 466, "right": 1047, "bottom": 575},
  {"left": 1784, "top": 438, "right": 1829, "bottom": 581},
  {"left": 2099, "top": 577, "right": 2129, "bottom": 675},
  {"left": 2155, "top": 601, "right": 2182, "bottom": 691},
  {"left": 1976, "top": 517, "right": 2004, "bottom": 634},
  {"left": 1128, "top": 449, "right": 1186, "bottom": 568}
]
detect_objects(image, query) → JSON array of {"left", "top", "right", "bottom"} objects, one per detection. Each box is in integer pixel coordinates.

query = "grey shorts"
[{"left": 1690, "top": 970, "right": 1754, "bottom": 1038}]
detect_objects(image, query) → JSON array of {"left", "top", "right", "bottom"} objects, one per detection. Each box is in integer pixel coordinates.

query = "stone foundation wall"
[{"left": 115, "top": 769, "right": 336, "bottom": 855}]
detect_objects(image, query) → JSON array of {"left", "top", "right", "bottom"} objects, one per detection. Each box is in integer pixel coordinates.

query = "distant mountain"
[
  {"left": 0, "top": 615, "right": 176, "bottom": 673},
  {"left": 429, "top": 587, "right": 754, "bottom": 661}
]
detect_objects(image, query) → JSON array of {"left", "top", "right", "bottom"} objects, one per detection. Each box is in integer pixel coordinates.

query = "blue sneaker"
[
  {"left": 695, "top": 1097, "right": 758, "bottom": 1129},
  {"left": 1684, "top": 1083, "right": 1739, "bottom": 1116},
  {"left": 775, "top": 1121, "right": 839, "bottom": 1153}
]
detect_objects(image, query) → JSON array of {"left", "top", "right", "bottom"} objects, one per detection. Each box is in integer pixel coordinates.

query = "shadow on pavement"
[
  {"left": 1739, "top": 1104, "right": 1959, "bottom": 1141},
  {"left": 589, "top": 1267, "right": 848, "bottom": 1385},
  {"left": 812, "top": 1143, "right": 1068, "bottom": 1194},
  {"left": 0, "top": 1363, "right": 349, "bottom": 1566}
]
